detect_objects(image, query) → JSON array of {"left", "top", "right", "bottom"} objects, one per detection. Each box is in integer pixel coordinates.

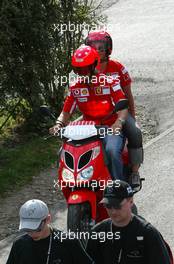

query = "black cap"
[{"left": 100, "top": 180, "right": 134, "bottom": 206}]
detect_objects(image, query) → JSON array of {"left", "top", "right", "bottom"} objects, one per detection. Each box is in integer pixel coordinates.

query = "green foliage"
[
  {"left": 0, "top": 0, "right": 104, "bottom": 130},
  {"left": 0, "top": 1, "right": 106, "bottom": 194}
]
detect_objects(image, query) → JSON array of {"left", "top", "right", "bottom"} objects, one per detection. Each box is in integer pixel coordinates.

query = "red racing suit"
[
  {"left": 96, "top": 59, "right": 132, "bottom": 89},
  {"left": 63, "top": 74, "right": 127, "bottom": 126}
]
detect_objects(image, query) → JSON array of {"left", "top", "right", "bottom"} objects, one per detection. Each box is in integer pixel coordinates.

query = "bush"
[{"left": 0, "top": 0, "right": 105, "bottom": 131}]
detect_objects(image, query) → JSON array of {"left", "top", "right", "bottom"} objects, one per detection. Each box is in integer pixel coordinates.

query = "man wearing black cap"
[
  {"left": 86, "top": 181, "right": 171, "bottom": 264},
  {"left": 6, "top": 199, "right": 94, "bottom": 264}
]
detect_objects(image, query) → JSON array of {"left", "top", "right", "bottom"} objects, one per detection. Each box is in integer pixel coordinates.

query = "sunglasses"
[
  {"left": 73, "top": 66, "right": 91, "bottom": 75},
  {"left": 25, "top": 218, "right": 46, "bottom": 233},
  {"left": 103, "top": 200, "right": 126, "bottom": 210},
  {"left": 90, "top": 42, "right": 106, "bottom": 52}
]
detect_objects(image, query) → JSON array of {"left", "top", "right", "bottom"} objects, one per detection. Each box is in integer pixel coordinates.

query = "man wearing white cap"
[{"left": 6, "top": 199, "right": 94, "bottom": 264}]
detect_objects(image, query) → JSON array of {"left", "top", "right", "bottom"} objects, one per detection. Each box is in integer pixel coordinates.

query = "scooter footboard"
[{"left": 68, "top": 190, "right": 97, "bottom": 220}]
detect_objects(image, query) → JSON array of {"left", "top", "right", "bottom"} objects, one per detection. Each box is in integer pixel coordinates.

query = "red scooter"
[
  {"left": 58, "top": 120, "right": 132, "bottom": 232},
  {"left": 40, "top": 102, "right": 143, "bottom": 233}
]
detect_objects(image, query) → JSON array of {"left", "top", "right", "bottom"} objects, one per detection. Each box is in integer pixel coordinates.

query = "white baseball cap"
[{"left": 19, "top": 199, "right": 49, "bottom": 231}]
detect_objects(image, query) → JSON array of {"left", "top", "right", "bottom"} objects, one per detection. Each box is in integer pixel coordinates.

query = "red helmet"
[
  {"left": 71, "top": 45, "right": 99, "bottom": 75},
  {"left": 85, "top": 31, "right": 112, "bottom": 55}
]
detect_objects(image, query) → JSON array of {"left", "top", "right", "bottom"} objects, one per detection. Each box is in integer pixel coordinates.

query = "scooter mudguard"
[{"left": 68, "top": 189, "right": 97, "bottom": 220}]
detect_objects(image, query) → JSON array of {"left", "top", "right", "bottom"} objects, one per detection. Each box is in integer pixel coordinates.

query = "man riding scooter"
[{"left": 50, "top": 45, "right": 128, "bottom": 182}]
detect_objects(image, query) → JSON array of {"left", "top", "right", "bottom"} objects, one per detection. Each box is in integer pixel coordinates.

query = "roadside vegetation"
[
  {"left": 0, "top": 0, "right": 105, "bottom": 196},
  {"left": 0, "top": 137, "right": 58, "bottom": 196}
]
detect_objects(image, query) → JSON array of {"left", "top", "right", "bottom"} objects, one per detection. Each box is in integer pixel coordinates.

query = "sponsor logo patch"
[
  {"left": 72, "top": 89, "right": 80, "bottom": 97},
  {"left": 107, "top": 186, "right": 114, "bottom": 193},
  {"left": 137, "top": 236, "right": 144, "bottom": 241},
  {"left": 77, "top": 97, "right": 87, "bottom": 102},
  {"left": 112, "top": 84, "right": 121, "bottom": 92},
  {"left": 127, "top": 186, "right": 133, "bottom": 195},
  {"left": 127, "top": 250, "right": 143, "bottom": 258},
  {"left": 75, "top": 58, "right": 84, "bottom": 62},
  {"left": 28, "top": 208, "right": 36, "bottom": 216},
  {"left": 123, "top": 72, "right": 130, "bottom": 81},
  {"left": 72, "top": 88, "right": 89, "bottom": 97},
  {"left": 80, "top": 88, "right": 89, "bottom": 96},
  {"left": 72, "top": 194, "right": 79, "bottom": 200},
  {"left": 95, "top": 86, "right": 102, "bottom": 95},
  {"left": 121, "top": 67, "right": 128, "bottom": 74},
  {"left": 112, "top": 73, "right": 120, "bottom": 80},
  {"left": 106, "top": 75, "right": 114, "bottom": 83},
  {"left": 102, "top": 87, "right": 110, "bottom": 95},
  {"left": 121, "top": 67, "right": 130, "bottom": 81}
]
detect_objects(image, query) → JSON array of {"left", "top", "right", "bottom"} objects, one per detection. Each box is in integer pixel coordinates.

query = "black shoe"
[{"left": 129, "top": 172, "right": 141, "bottom": 188}]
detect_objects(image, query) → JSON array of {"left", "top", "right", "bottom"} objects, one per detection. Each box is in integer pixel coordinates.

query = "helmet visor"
[{"left": 73, "top": 65, "right": 92, "bottom": 76}]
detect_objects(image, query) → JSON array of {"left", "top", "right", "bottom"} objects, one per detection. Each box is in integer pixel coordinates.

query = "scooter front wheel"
[{"left": 67, "top": 202, "right": 92, "bottom": 233}]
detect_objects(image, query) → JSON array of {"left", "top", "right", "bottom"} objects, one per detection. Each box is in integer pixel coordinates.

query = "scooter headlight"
[
  {"left": 77, "top": 166, "right": 94, "bottom": 180},
  {"left": 92, "top": 146, "right": 100, "bottom": 159},
  {"left": 62, "top": 168, "right": 75, "bottom": 181}
]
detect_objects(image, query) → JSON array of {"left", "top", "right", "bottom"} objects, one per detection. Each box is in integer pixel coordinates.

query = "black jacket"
[
  {"left": 6, "top": 228, "right": 94, "bottom": 264},
  {"left": 86, "top": 215, "right": 170, "bottom": 264}
]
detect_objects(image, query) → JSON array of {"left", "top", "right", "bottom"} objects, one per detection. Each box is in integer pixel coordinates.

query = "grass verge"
[{"left": 0, "top": 136, "right": 59, "bottom": 196}]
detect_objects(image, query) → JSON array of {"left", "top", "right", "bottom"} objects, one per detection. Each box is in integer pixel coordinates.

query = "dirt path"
[{"left": 0, "top": 167, "right": 63, "bottom": 240}]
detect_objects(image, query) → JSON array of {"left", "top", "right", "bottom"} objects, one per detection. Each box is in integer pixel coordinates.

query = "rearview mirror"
[{"left": 39, "top": 105, "right": 56, "bottom": 120}]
